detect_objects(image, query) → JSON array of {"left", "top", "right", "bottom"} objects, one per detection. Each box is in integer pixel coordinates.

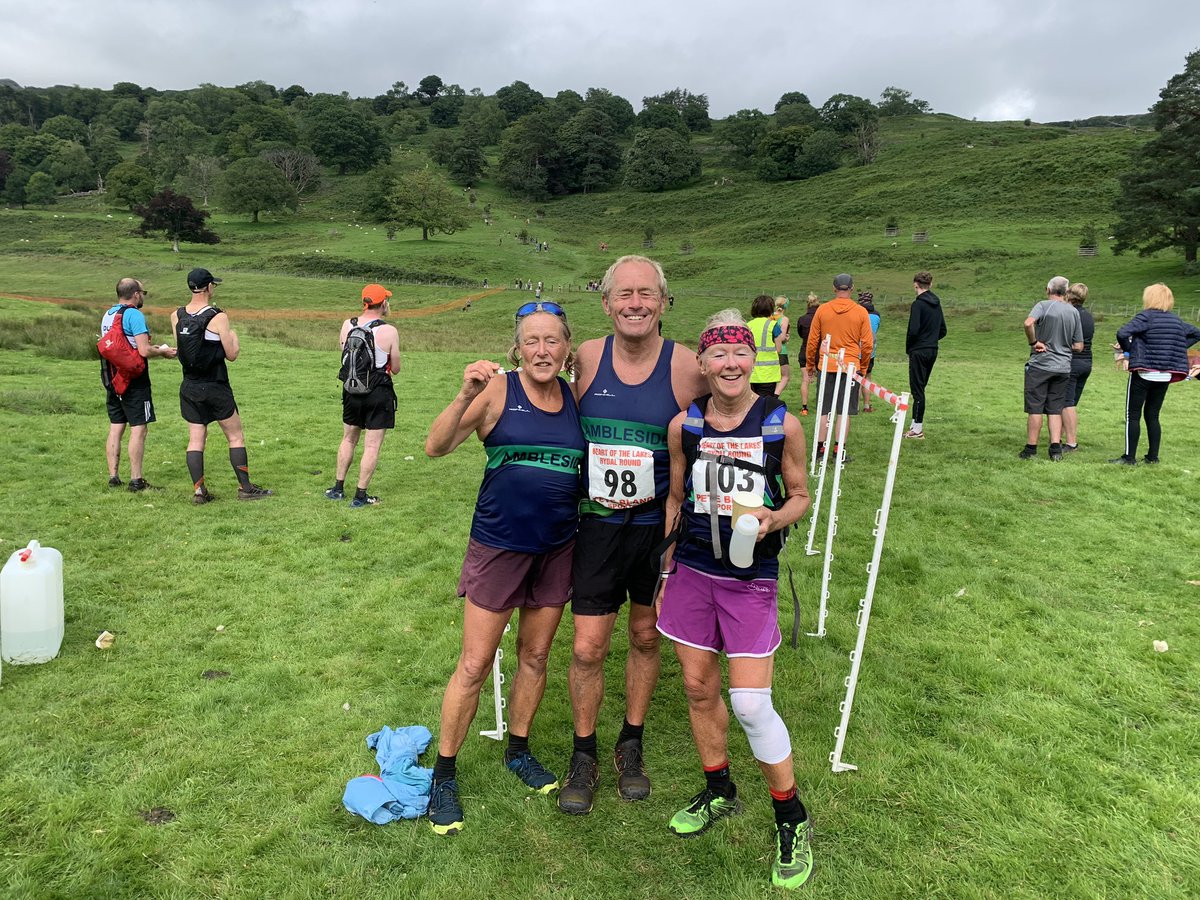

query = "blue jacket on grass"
[{"left": 342, "top": 725, "right": 433, "bottom": 824}]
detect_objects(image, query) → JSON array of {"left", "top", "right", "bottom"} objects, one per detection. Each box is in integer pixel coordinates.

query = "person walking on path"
[
  {"left": 658, "top": 309, "right": 815, "bottom": 890},
  {"left": 1062, "top": 282, "right": 1094, "bottom": 452},
  {"left": 325, "top": 284, "right": 401, "bottom": 507},
  {"left": 424, "top": 302, "right": 584, "bottom": 835},
  {"left": 171, "top": 268, "right": 272, "bottom": 503},
  {"left": 1109, "top": 282, "right": 1200, "bottom": 465},
  {"left": 101, "top": 277, "right": 176, "bottom": 491},
  {"left": 904, "top": 271, "right": 947, "bottom": 438},
  {"left": 558, "top": 255, "right": 707, "bottom": 817},
  {"left": 1019, "top": 276, "right": 1083, "bottom": 462}
]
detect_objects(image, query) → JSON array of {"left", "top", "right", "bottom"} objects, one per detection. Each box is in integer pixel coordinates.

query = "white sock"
[{"left": 911, "top": 422, "right": 923, "bottom": 433}]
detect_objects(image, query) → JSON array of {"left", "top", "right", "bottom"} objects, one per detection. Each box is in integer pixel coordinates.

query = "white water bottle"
[{"left": 729, "top": 514, "right": 761, "bottom": 568}]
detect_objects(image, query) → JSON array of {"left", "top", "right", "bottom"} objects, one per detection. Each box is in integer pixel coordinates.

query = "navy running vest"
[
  {"left": 471, "top": 372, "right": 585, "bottom": 554},
  {"left": 579, "top": 335, "right": 679, "bottom": 525},
  {"left": 175, "top": 306, "right": 228, "bottom": 383},
  {"left": 676, "top": 394, "right": 788, "bottom": 579}
]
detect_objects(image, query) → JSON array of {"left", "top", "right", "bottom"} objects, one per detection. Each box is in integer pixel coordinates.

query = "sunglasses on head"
[{"left": 515, "top": 301, "right": 566, "bottom": 321}]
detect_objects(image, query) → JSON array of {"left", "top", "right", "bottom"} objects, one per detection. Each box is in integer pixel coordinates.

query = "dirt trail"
[{"left": 0, "top": 288, "right": 507, "bottom": 321}]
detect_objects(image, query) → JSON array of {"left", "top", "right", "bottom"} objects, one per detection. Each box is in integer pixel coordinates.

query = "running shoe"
[
  {"left": 1142, "top": 456, "right": 1160, "bottom": 465},
  {"left": 127, "top": 478, "right": 152, "bottom": 492},
  {"left": 1018, "top": 446, "right": 1038, "bottom": 460},
  {"left": 614, "top": 738, "right": 651, "bottom": 801},
  {"left": 800, "top": 407, "right": 809, "bottom": 417},
  {"left": 193, "top": 487, "right": 215, "bottom": 505},
  {"left": 506, "top": 751, "right": 559, "bottom": 795},
  {"left": 108, "top": 475, "right": 123, "bottom": 487},
  {"left": 771, "top": 819, "right": 814, "bottom": 889},
  {"left": 428, "top": 778, "right": 464, "bottom": 836},
  {"left": 1107, "top": 456, "right": 1136, "bottom": 466},
  {"left": 324, "top": 485, "right": 345, "bottom": 500},
  {"left": 237, "top": 483, "right": 273, "bottom": 501},
  {"left": 349, "top": 494, "right": 379, "bottom": 508},
  {"left": 668, "top": 787, "right": 742, "bottom": 837},
  {"left": 1062, "top": 443, "right": 1078, "bottom": 453},
  {"left": 863, "top": 405, "right": 874, "bottom": 413},
  {"left": 557, "top": 752, "right": 599, "bottom": 815},
  {"left": 1048, "top": 444, "right": 1063, "bottom": 462},
  {"left": 903, "top": 429, "right": 925, "bottom": 440}
]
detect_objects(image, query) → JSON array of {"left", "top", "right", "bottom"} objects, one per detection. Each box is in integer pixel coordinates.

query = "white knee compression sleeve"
[{"left": 729, "top": 688, "right": 792, "bottom": 765}]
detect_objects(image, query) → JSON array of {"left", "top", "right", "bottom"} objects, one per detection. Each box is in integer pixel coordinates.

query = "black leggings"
[
  {"left": 908, "top": 349, "right": 938, "bottom": 424},
  {"left": 1123, "top": 374, "right": 1170, "bottom": 461}
]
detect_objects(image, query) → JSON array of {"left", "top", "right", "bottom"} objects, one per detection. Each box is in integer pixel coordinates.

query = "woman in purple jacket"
[{"left": 1110, "top": 283, "right": 1200, "bottom": 465}]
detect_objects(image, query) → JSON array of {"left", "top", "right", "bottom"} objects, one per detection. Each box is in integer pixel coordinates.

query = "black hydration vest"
[{"left": 175, "top": 306, "right": 228, "bottom": 383}]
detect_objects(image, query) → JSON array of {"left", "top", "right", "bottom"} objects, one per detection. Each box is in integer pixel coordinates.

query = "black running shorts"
[
  {"left": 820, "top": 371, "right": 860, "bottom": 416},
  {"left": 1024, "top": 366, "right": 1069, "bottom": 415},
  {"left": 180, "top": 379, "right": 238, "bottom": 425},
  {"left": 106, "top": 381, "right": 155, "bottom": 426},
  {"left": 342, "top": 382, "right": 397, "bottom": 430},
  {"left": 571, "top": 516, "right": 662, "bottom": 615}
]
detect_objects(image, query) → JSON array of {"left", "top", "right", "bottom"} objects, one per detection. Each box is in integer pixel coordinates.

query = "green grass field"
[{"left": 1, "top": 114, "right": 1198, "bottom": 898}]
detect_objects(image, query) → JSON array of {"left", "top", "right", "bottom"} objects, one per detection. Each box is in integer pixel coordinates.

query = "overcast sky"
[{"left": 3, "top": 1, "right": 1195, "bottom": 122}]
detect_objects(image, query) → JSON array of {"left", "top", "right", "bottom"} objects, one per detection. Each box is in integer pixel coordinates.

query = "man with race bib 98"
[{"left": 557, "top": 255, "right": 707, "bottom": 816}]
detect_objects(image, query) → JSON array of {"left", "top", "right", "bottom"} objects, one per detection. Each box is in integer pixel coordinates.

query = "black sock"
[
  {"left": 704, "top": 763, "right": 735, "bottom": 799},
  {"left": 573, "top": 732, "right": 598, "bottom": 758},
  {"left": 771, "top": 789, "right": 807, "bottom": 825},
  {"left": 186, "top": 450, "right": 205, "bottom": 489},
  {"left": 229, "top": 447, "right": 251, "bottom": 488},
  {"left": 506, "top": 733, "right": 529, "bottom": 761},
  {"left": 433, "top": 753, "right": 457, "bottom": 784},
  {"left": 333, "top": 479, "right": 345, "bottom": 492},
  {"left": 617, "top": 719, "right": 644, "bottom": 746},
  {"left": 1024, "top": 443, "right": 1037, "bottom": 452},
  {"left": 354, "top": 487, "right": 368, "bottom": 501}
]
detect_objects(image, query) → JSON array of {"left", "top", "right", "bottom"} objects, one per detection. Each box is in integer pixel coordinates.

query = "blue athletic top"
[
  {"left": 676, "top": 395, "right": 787, "bottom": 580},
  {"left": 471, "top": 372, "right": 585, "bottom": 554},
  {"left": 102, "top": 304, "right": 149, "bottom": 339},
  {"left": 579, "top": 335, "right": 679, "bottom": 526}
]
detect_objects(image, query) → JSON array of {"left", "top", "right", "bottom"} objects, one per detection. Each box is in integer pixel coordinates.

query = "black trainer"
[
  {"left": 108, "top": 475, "right": 123, "bottom": 488},
  {"left": 557, "top": 752, "right": 599, "bottom": 815},
  {"left": 1142, "top": 456, "right": 1160, "bottom": 465},
  {"left": 1048, "top": 444, "right": 1063, "bottom": 462},
  {"left": 1018, "top": 446, "right": 1038, "bottom": 460},
  {"left": 614, "top": 738, "right": 651, "bottom": 801},
  {"left": 1107, "top": 456, "right": 1136, "bottom": 466},
  {"left": 237, "top": 483, "right": 273, "bottom": 501},
  {"left": 128, "top": 478, "right": 153, "bottom": 492},
  {"left": 193, "top": 487, "right": 216, "bottom": 505},
  {"left": 428, "top": 778, "right": 464, "bottom": 836}
]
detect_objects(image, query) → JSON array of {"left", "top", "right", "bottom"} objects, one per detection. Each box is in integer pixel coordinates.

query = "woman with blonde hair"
[
  {"left": 1061, "top": 282, "right": 1094, "bottom": 451},
  {"left": 773, "top": 295, "right": 792, "bottom": 396},
  {"left": 1109, "top": 283, "right": 1200, "bottom": 465}
]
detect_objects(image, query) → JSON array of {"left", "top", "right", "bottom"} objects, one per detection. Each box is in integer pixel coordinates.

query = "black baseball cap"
[
  {"left": 187, "top": 268, "right": 222, "bottom": 291},
  {"left": 833, "top": 273, "right": 853, "bottom": 290}
]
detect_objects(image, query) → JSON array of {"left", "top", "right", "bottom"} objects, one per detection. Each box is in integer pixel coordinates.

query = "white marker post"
[{"left": 479, "top": 623, "right": 511, "bottom": 741}]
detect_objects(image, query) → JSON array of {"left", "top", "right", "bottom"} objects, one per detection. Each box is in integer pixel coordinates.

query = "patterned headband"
[{"left": 699, "top": 324, "right": 756, "bottom": 353}]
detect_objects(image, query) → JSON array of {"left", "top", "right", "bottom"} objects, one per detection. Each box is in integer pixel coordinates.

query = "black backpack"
[{"left": 339, "top": 318, "right": 380, "bottom": 395}]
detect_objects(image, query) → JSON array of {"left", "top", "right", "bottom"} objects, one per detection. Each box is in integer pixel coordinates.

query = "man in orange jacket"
[{"left": 805, "top": 273, "right": 874, "bottom": 457}]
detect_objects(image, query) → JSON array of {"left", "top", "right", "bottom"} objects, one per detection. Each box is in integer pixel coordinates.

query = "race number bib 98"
[
  {"left": 691, "top": 436, "right": 765, "bottom": 515},
  {"left": 588, "top": 444, "right": 655, "bottom": 509}
]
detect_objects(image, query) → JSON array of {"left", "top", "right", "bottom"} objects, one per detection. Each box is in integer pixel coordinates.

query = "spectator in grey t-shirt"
[{"left": 1018, "top": 276, "right": 1083, "bottom": 461}]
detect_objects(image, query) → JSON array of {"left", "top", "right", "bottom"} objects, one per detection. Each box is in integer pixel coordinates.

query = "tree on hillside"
[
  {"left": 0, "top": 150, "right": 12, "bottom": 191},
  {"left": 180, "top": 155, "right": 222, "bottom": 206},
  {"left": 774, "top": 92, "right": 819, "bottom": 127},
  {"left": 877, "top": 86, "right": 931, "bottom": 116},
  {"left": 496, "top": 80, "right": 545, "bottom": 122},
  {"left": 584, "top": 88, "right": 636, "bottom": 135},
  {"left": 47, "top": 140, "right": 95, "bottom": 191},
  {"left": 281, "top": 84, "right": 310, "bottom": 106},
  {"left": 638, "top": 103, "right": 689, "bottom": 137},
  {"left": 301, "top": 95, "right": 388, "bottom": 175},
  {"left": 135, "top": 188, "right": 219, "bottom": 252},
  {"left": 496, "top": 109, "right": 561, "bottom": 200},
  {"left": 386, "top": 168, "right": 469, "bottom": 240},
  {"left": 106, "top": 160, "right": 156, "bottom": 209},
  {"left": 446, "top": 138, "right": 488, "bottom": 186},
  {"left": 1113, "top": 49, "right": 1200, "bottom": 268},
  {"left": 558, "top": 107, "right": 622, "bottom": 193},
  {"left": 623, "top": 128, "right": 701, "bottom": 192},
  {"left": 25, "top": 171, "right": 56, "bottom": 206},
  {"left": 40, "top": 114, "right": 86, "bottom": 142},
  {"left": 721, "top": 108, "right": 769, "bottom": 162},
  {"left": 217, "top": 156, "right": 298, "bottom": 223},
  {"left": 417, "top": 75, "right": 444, "bottom": 105},
  {"left": 102, "top": 98, "right": 145, "bottom": 140},
  {"left": 753, "top": 126, "right": 841, "bottom": 182},
  {"left": 644, "top": 88, "right": 710, "bottom": 132},
  {"left": 260, "top": 147, "right": 322, "bottom": 196}
]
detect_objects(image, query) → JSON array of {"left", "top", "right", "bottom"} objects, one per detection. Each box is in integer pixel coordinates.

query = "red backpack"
[{"left": 98, "top": 307, "right": 146, "bottom": 395}]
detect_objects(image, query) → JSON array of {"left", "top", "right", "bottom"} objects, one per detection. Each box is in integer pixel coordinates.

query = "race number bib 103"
[
  {"left": 588, "top": 444, "right": 656, "bottom": 509},
  {"left": 691, "top": 436, "right": 765, "bottom": 515}
]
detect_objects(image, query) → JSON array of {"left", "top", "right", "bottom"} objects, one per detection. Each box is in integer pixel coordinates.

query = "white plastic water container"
[
  {"left": 728, "top": 514, "right": 761, "bottom": 569},
  {"left": 1, "top": 540, "right": 65, "bottom": 664}
]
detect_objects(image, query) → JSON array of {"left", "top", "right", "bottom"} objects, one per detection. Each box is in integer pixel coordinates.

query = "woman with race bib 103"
[{"left": 657, "top": 308, "right": 815, "bottom": 890}]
